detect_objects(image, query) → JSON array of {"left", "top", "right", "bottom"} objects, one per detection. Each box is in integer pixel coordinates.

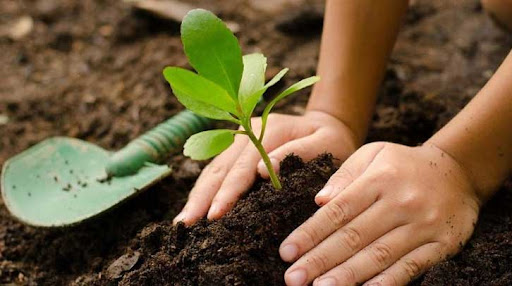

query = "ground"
[{"left": 0, "top": 0, "right": 511, "bottom": 285}]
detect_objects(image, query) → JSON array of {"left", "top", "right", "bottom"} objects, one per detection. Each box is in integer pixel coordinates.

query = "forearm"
[
  {"left": 307, "top": 0, "right": 409, "bottom": 145},
  {"left": 428, "top": 50, "right": 512, "bottom": 202}
]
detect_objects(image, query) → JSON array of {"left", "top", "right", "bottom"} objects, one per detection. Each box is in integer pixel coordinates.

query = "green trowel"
[{"left": 1, "top": 111, "right": 211, "bottom": 227}]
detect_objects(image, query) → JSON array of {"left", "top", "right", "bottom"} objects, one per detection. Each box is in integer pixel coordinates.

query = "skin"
[
  {"left": 283, "top": 50, "right": 512, "bottom": 286},
  {"left": 175, "top": 0, "right": 512, "bottom": 285}
]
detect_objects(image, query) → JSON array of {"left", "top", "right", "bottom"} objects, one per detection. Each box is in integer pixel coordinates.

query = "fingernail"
[
  {"left": 316, "top": 277, "right": 336, "bottom": 286},
  {"left": 315, "top": 186, "right": 333, "bottom": 199},
  {"left": 173, "top": 211, "right": 187, "bottom": 224},
  {"left": 207, "top": 204, "right": 220, "bottom": 220},
  {"left": 280, "top": 244, "right": 298, "bottom": 261},
  {"left": 286, "top": 269, "right": 307, "bottom": 286}
]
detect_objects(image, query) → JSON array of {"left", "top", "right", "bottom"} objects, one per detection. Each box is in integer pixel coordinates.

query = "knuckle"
[
  {"left": 295, "top": 225, "right": 322, "bottom": 249},
  {"left": 363, "top": 164, "right": 398, "bottom": 185},
  {"left": 338, "top": 265, "right": 357, "bottom": 283},
  {"left": 423, "top": 209, "right": 441, "bottom": 226},
  {"left": 369, "top": 242, "right": 393, "bottom": 267},
  {"left": 203, "top": 163, "right": 227, "bottom": 177},
  {"left": 402, "top": 258, "right": 423, "bottom": 279},
  {"left": 376, "top": 163, "right": 399, "bottom": 180},
  {"left": 230, "top": 160, "right": 253, "bottom": 174},
  {"left": 188, "top": 190, "right": 205, "bottom": 202},
  {"left": 395, "top": 190, "right": 423, "bottom": 211},
  {"left": 339, "top": 226, "right": 362, "bottom": 251},
  {"left": 307, "top": 252, "right": 331, "bottom": 271},
  {"left": 324, "top": 199, "right": 350, "bottom": 228}
]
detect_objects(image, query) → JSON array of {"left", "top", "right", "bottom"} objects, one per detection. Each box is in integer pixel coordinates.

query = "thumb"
[{"left": 314, "top": 142, "right": 387, "bottom": 206}]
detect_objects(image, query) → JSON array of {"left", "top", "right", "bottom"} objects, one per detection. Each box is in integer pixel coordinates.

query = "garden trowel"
[{"left": 1, "top": 111, "right": 211, "bottom": 227}]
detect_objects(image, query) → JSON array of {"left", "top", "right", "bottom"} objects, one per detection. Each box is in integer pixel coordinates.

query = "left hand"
[{"left": 280, "top": 142, "right": 481, "bottom": 286}]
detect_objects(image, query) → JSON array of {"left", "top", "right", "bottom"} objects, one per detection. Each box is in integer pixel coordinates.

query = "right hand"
[{"left": 173, "top": 111, "right": 359, "bottom": 225}]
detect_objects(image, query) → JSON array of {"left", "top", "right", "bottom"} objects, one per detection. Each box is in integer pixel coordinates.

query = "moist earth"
[
  {"left": 1, "top": 0, "right": 512, "bottom": 285},
  {"left": 115, "top": 154, "right": 335, "bottom": 286}
]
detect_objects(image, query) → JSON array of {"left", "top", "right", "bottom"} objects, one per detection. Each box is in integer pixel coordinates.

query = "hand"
[
  {"left": 173, "top": 111, "right": 359, "bottom": 225},
  {"left": 280, "top": 142, "right": 481, "bottom": 286}
]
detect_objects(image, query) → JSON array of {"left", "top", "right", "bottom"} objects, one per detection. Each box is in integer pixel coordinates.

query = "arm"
[
  {"left": 428, "top": 50, "right": 512, "bottom": 201},
  {"left": 174, "top": 0, "right": 407, "bottom": 225},
  {"left": 308, "top": 0, "right": 408, "bottom": 144}
]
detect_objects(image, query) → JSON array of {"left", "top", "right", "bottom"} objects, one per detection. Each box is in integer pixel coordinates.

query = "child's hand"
[
  {"left": 281, "top": 142, "right": 481, "bottom": 286},
  {"left": 173, "top": 111, "right": 358, "bottom": 225}
]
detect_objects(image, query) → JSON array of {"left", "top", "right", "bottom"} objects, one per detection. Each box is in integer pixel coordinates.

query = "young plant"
[{"left": 163, "top": 9, "right": 319, "bottom": 190}]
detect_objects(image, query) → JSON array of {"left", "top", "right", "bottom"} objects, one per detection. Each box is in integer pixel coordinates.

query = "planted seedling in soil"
[{"left": 163, "top": 9, "right": 319, "bottom": 190}]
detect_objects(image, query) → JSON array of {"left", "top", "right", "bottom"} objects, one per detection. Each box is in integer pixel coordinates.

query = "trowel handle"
[{"left": 106, "top": 111, "right": 212, "bottom": 176}]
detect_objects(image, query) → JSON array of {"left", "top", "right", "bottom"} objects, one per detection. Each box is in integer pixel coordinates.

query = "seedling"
[{"left": 163, "top": 9, "right": 319, "bottom": 189}]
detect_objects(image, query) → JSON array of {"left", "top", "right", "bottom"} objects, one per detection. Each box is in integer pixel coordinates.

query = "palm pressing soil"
[{"left": 1, "top": 0, "right": 512, "bottom": 285}]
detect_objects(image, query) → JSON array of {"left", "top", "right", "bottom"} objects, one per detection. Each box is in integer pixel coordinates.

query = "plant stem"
[{"left": 244, "top": 126, "right": 282, "bottom": 190}]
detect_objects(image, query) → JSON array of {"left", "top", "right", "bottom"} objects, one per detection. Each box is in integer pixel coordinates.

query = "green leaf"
[
  {"left": 239, "top": 53, "right": 266, "bottom": 115},
  {"left": 184, "top": 129, "right": 235, "bottom": 160},
  {"left": 259, "top": 76, "right": 320, "bottom": 140},
  {"left": 240, "top": 67, "right": 289, "bottom": 117},
  {"left": 181, "top": 9, "right": 243, "bottom": 99},
  {"left": 163, "top": 67, "right": 240, "bottom": 120},
  {"left": 172, "top": 94, "right": 237, "bottom": 123},
  {"left": 264, "top": 68, "right": 288, "bottom": 89}
]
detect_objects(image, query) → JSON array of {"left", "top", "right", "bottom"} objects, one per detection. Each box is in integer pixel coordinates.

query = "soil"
[
  {"left": 114, "top": 154, "right": 334, "bottom": 286},
  {"left": 0, "top": 0, "right": 511, "bottom": 285}
]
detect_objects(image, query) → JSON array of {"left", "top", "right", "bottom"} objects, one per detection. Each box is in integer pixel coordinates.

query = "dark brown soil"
[
  {"left": 1, "top": 0, "right": 512, "bottom": 285},
  {"left": 112, "top": 155, "right": 335, "bottom": 286}
]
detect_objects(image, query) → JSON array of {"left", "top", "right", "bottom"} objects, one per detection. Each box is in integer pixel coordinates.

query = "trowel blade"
[{"left": 1, "top": 137, "right": 171, "bottom": 227}]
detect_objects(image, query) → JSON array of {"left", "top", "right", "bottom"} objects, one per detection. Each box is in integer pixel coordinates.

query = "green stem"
[{"left": 243, "top": 125, "right": 282, "bottom": 190}]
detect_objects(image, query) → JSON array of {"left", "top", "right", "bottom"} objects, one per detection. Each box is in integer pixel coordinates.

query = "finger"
[
  {"left": 173, "top": 135, "right": 249, "bottom": 225},
  {"left": 280, "top": 177, "right": 379, "bottom": 263},
  {"left": 257, "top": 131, "right": 326, "bottom": 178},
  {"left": 363, "top": 242, "right": 445, "bottom": 286},
  {"left": 206, "top": 142, "right": 261, "bottom": 220},
  {"left": 284, "top": 201, "right": 402, "bottom": 286},
  {"left": 315, "top": 142, "right": 387, "bottom": 206},
  {"left": 312, "top": 224, "right": 427, "bottom": 286},
  {"left": 207, "top": 123, "right": 296, "bottom": 220},
  {"left": 257, "top": 129, "right": 319, "bottom": 179}
]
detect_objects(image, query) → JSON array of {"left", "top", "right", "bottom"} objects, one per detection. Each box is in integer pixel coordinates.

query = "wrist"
[
  {"left": 425, "top": 137, "right": 499, "bottom": 203},
  {"left": 305, "top": 105, "right": 368, "bottom": 148},
  {"left": 420, "top": 141, "right": 485, "bottom": 204}
]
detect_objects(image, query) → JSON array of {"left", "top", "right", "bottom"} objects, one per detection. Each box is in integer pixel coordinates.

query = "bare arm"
[
  {"left": 308, "top": 0, "right": 409, "bottom": 144},
  {"left": 429, "top": 50, "right": 512, "bottom": 201}
]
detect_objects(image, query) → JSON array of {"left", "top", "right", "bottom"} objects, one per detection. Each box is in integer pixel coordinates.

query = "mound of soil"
[{"left": 100, "top": 154, "right": 336, "bottom": 285}]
